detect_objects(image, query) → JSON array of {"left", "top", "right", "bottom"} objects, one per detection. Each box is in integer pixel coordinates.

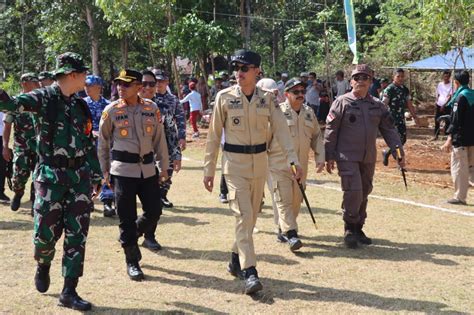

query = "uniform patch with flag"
[{"left": 327, "top": 112, "right": 336, "bottom": 122}]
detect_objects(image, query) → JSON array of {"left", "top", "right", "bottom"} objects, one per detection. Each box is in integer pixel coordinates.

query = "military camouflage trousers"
[
  {"left": 33, "top": 177, "right": 93, "bottom": 278},
  {"left": 12, "top": 149, "right": 36, "bottom": 192}
]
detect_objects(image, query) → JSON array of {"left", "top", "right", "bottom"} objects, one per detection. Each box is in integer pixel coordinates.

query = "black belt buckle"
[
  {"left": 247, "top": 146, "right": 256, "bottom": 154},
  {"left": 139, "top": 155, "right": 144, "bottom": 163}
]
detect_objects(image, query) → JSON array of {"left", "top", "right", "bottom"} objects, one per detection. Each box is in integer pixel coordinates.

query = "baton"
[
  {"left": 395, "top": 145, "right": 408, "bottom": 191},
  {"left": 290, "top": 162, "right": 317, "bottom": 230}
]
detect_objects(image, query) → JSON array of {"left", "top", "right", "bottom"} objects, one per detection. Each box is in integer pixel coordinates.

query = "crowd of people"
[{"left": 0, "top": 48, "right": 472, "bottom": 310}]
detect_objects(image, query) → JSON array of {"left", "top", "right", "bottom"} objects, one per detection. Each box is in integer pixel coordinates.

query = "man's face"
[
  {"left": 350, "top": 73, "right": 372, "bottom": 95},
  {"left": 234, "top": 63, "right": 259, "bottom": 87},
  {"left": 40, "top": 78, "right": 54, "bottom": 87},
  {"left": 118, "top": 80, "right": 142, "bottom": 100},
  {"left": 282, "top": 76, "right": 288, "bottom": 83},
  {"left": 393, "top": 72, "right": 405, "bottom": 85},
  {"left": 442, "top": 73, "right": 451, "bottom": 83},
  {"left": 140, "top": 74, "right": 156, "bottom": 99},
  {"left": 300, "top": 76, "right": 308, "bottom": 83},
  {"left": 309, "top": 75, "right": 316, "bottom": 82},
  {"left": 21, "top": 80, "right": 40, "bottom": 92},
  {"left": 156, "top": 79, "right": 168, "bottom": 93},
  {"left": 84, "top": 84, "right": 101, "bottom": 98},
  {"left": 285, "top": 85, "right": 306, "bottom": 107},
  {"left": 72, "top": 71, "right": 87, "bottom": 92}
]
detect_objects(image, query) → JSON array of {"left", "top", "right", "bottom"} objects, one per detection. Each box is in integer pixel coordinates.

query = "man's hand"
[
  {"left": 92, "top": 130, "right": 99, "bottom": 138},
  {"left": 92, "top": 183, "right": 101, "bottom": 199},
  {"left": 289, "top": 164, "right": 303, "bottom": 182},
  {"left": 397, "top": 155, "right": 406, "bottom": 169},
  {"left": 179, "top": 139, "right": 186, "bottom": 151},
  {"left": 440, "top": 137, "right": 452, "bottom": 153},
  {"left": 2, "top": 147, "right": 12, "bottom": 162},
  {"left": 203, "top": 176, "right": 214, "bottom": 192},
  {"left": 159, "top": 171, "right": 169, "bottom": 183},
  {"left": 173, "top": 160, "right": 181, "bottom": 173},
  {"left": 326, "top": 160, "right": 335, "bottom": 174},
  {"left": 316, "top": 162, "right": 325, "bottom": 173}
]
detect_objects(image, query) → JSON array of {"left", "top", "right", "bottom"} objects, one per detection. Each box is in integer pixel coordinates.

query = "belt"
[
  {"left": 112, "top": 150, "right": 154, "bottom": 164},
  {"left": 223, "top": 143, "right": 266, "bottom": 154},
  {"left": 42, "top": 156, "right": 86, "bottom": 169}
]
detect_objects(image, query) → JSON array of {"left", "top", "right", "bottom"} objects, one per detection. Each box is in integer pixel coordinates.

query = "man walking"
[{"left": 433, "top": 70, "right": 453, "bottom": 140}]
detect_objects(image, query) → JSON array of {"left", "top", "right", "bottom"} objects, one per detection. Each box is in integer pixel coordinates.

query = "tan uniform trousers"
[
  {"left": 269, "top": 171, "right": 303, "bottom": 233},
  {"left": 226, "top": 174, "right": 266, "bottom": 269},
  {"left": 451, "top": 146, "right": 474, "bottom": 203}
]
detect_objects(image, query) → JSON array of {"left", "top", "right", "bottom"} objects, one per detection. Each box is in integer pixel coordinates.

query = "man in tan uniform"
[
  {"left": 98, "top": 69, "right": 169, "bottom": 281},
  {"left": 268, "top": 78, "right": 325, "bottom": 252},
  {"left": 324, "top": 64, "right": 405, "bottom": 249},
  {"left": 203, "top": 50, "right": 302, "bottom": 295}
]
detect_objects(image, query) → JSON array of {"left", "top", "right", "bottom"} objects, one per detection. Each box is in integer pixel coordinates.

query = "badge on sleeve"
[
  {"left": 327, "top": 112, "right": 335, "bottom": 122},
  {"left": 101, "top": 111, "right": 109, "bottom": 120},
  {"left": 155, "top": 109, "right": 161, "bottom": 122}
]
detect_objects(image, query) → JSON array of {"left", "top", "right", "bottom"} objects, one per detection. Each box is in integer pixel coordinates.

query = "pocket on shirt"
[
  {"left": 256, "top": 108, "right": 270, "bottom": 130},
  {"left": 228, "top": 109, "right": 245, "bottom": 131}
]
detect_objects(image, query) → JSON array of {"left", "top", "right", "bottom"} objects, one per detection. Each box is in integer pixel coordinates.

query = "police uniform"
[
  {"left": 0, "top": 53, "right": 101, "bottom": 311},
  {"left": 203, "top": 50, "right": 299, "bottom": 294},
  {"left": 98, "top": 69, "right": 169, "bottom": 281},
  {"left": 324, "top": 64, "right": 403, "bottom": 248},
  {"left": 268, "top": 81, "right": 325, "bottom": 251}
]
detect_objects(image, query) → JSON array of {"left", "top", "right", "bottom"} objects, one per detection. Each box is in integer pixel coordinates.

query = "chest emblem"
[{"left": 119, "top": 128, "right": 129, "bottom": 137}]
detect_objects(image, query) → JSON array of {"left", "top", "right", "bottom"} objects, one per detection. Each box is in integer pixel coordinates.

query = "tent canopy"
[{"left": 402, "top": 47, "right": 473, "bottom": 70}]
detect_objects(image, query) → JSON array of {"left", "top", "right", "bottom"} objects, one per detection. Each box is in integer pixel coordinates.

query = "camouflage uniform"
[
  {"left": 382, "top": 83, "right": 410, "bottom": 144},
  {"left": 0, "top": 59, "right": 101, "bottom": 279}
]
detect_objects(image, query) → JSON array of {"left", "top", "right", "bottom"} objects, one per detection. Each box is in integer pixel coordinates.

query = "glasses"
[
  {"left": 142, "top": 81, "right": 156, "bottom": 88},
  {"left": 290, "top": 89, "right": 306, "bottom": 95},
  {"left": 232, "top": 65, "right": 256, "bottom": 73},
  {"left": 117, "top": 81, "right": 139, "bottom": 88},
  {"left": 352, "top": 74, "right": 370, "bottom": 82}
]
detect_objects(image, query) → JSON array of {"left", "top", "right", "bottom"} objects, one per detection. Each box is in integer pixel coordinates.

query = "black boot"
[
  {"left": 103, "top": 200, "right": 115, "bottom": 217},
  {"left": 142, "top": 237, "right": 162, "bottom": 251},
  {"left": 286, "top": 229, "right": 303, "bottom": 252},
  {"left": 344, "top": 223, "right": 358, "bottom": 249},
  {"left": 58, "top": 277, "right": 92, "bottom": 311},
  {"left": 124, "top": 245, "right": 144, "bottom": 281},
  {"left": 243, "top": 267, "right": 263, "bottom": 295},
  {"left": 161, "top": 191, "right": 173, "bottom": 208},
  {"left": 382, "top": 149, "right": 391, "bottom": 166},
  {"left": 356, "top": 224, "right": 372, "bottom": 245},
  {"left": 227, "top": 252, "right": 243, "bottom": 279},
  {"left": 10, "top": 191, "right": 23, "bottom": 211},
  {"left": 34, "top": 264, "right": 50, "bottom": 293}
]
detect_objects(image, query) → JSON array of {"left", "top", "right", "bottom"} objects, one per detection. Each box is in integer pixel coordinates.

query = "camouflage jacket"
[
  {"left": 152, "top": 93, "right": 183, "bottom": 161},
  {"left": 0, "top": 84, "right": 102, "bottom": 186},
  {"left": 382, "top": 83, "right": 410, "bottom": 124},
  {"left": 4, "top": 111, "right": 38, "bottom": 153}
]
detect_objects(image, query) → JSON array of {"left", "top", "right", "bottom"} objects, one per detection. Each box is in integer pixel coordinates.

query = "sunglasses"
[
  {"left": 142, "top": 81, "right": 156, "bottom": 88},
  {"left": 290, "top": 89, "right": 306, "bottom": 95},
  {"left": 232, "top": 65, "right": 257, "bottom": 73},
  {"left": 117, "top": 81, "right": 139, "bottom": 88},
  {"left": 352, "top": 74, "right": 370, "bottom": 82}
]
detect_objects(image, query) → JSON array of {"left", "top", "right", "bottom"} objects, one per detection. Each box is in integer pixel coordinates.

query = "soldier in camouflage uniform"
[
  {"left": 137, "top": 70, "right": 182, "bottom": 251},
  {"left": 2, "top": 73, "right": 40, "bottom": 214},
  {"left": 381, "top": 68, "right": 419, "bottom": 166},
  {"left": 0, "top": 52, "right": 102, "bottom": 311},
  {"left": 38, "top": 71, "right": 55, "bottom": 88}
]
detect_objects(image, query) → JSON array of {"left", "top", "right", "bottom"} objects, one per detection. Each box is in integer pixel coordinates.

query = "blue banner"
[{"left": 343, "top": 0, "right": 359, "bottom": 64}]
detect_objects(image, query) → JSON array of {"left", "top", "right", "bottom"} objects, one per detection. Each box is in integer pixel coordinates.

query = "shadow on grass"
[
  {"left": 0, "top": 219, "right": 33, "bottom": 230},
  {"left": 143, "top": 246, "right": 299, "bottom": 266},
  {"left": 142, "top": 266, "right": 460, "bottom": 314},
  {"left": 293, "top": 235, "right": 473, "bottom": 266}
]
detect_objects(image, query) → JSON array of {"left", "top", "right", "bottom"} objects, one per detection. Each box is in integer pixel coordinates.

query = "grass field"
[{"left": 0, "top": 141, "right": 472, "bottom": 314}]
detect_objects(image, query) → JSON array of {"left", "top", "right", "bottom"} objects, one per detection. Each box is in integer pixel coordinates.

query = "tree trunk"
[
  {"left": 198, "top": 56, "right": 210, "bottom": 110},
  {"left": 85, "top": 4, "right": 100, "bottom": 75},
  {"left": 245, "top": 0, "right": 251, "bottom": 48},
  {"left": 147, "top": 33, "right": 156, "bottom": 68},
  {"left": 210, "top": 54, "right": 215, "bottom": 77},
  {"left": 20, "top": 15, "right": 25, "bottom": 74},
  {"left": 120, "top": 36, "right": 128, "bottom": 68},
  {"left": 272, "top": 19, "right": 278, "bottom": 70},
  {"left": 167, "top": 0, "right": 182, "bottom": 98},
  {"left": 239, "top": 0, "right": 251, "bottom": 48}
]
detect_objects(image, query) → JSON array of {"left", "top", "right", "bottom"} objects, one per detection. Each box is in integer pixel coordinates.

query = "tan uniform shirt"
[
  {"left": 324, "top": 92, "right": 403, "bottom": 163},
  {"left": 98, "top": 97, "right": 169, "bottom": 179},
  {"left": 268, "top": 101, "right": 324, "bottom": 181},
  {"left": 203, "top": 85, "right": 299, "bottom": 178}
]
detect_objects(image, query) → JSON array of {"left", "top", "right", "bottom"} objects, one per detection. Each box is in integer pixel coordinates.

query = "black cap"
[
  {"left": 231, "top": 49, "right": 261, "bottom": 67},
  {"left": 152, "top": 69, "right": 168, "bottom": 81},
  {"left": 114, "top": 69, "right": 143, "bottom": 83},
  {"left": 284, "top": 78, "right": 306, "bottom": 92}
]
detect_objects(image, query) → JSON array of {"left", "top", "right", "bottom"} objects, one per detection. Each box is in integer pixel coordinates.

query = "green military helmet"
[
  {"left": 53, "top": 52, "right": 89, "bottom": 76},
  {"left": 38, "top": 71, "right": 54, "bottom": 80},
  {"left": 20, "top": 72, "right": 39, "bottom": 82}
]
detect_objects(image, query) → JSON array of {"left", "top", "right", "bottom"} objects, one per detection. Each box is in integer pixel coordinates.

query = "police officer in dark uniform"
[{"left": 98, "top": 69, "right": 169, "bottom": 281}]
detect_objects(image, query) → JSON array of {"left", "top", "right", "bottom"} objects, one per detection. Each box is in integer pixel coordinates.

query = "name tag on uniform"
[
  {"left": 115, "top": 114, "right": 128, "bottom": 121},
  {"left": 142, "top": 112, "right": 155, "bottom": 117}
]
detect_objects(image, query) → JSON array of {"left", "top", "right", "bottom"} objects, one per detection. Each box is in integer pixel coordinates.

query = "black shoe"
[
  {"left": 161, "top": 196, "right": 173, "bottom": 208},
  {"left": 0, "top": 192, "right": 10, "bottom": 204},
  {"left": 142, "top": 238, "right": 162, "bottom": 251},
  {"left": 243, "top": 267, "right": 263, "bottom": 295},
  {"left": 126, "top": 262, "right": 145, "bottom": 281},
  {"left": 59, "top": 278, "right": 92, "bottom": 311},
  {"left": 219, "top": 194, "right": 228, "bottom": 204},
  {"left": 10, "top": 191, "right": 23, "bottom": 211},
  {"left": 286, "top": 230, "right": 303, "bottom": 252},
  {"left": 34, "top": 264, "right": 50, "bottom": 293},
  {"left": 382, "top": 150, "right": 390, "bottom": 166},
  {"left": 356, "top": 224, "right": 372, "bottom": 245},
  {"left": 227, "top": 252, "right": 243, "bottom": 279},
  {"left": 103, "top": 201, "right": 115, "bottom": 217},
  {"left": 277, "top": 228, "right": 287, "bottom": 243},
  {"left": 344, "top": 224, "right": 358, "bottom": 249}
]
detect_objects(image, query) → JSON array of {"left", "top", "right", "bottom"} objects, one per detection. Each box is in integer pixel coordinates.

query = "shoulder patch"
[
  {"left": 101, "top": 111, "right": 109, "bottom": 120},
  {"left": 156, "top": 109, "right": 161, "bottom": 122}
]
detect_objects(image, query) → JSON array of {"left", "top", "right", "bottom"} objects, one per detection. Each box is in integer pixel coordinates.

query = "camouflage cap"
[
  {"left": 54, "top": 52, "right": 89, "bottom": 76},
  {"left": 38, "top": 71, "right": 54, "bottom": 80},
  {"left": 20, "top": 72, "right": 39, "bottom": 82}
]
